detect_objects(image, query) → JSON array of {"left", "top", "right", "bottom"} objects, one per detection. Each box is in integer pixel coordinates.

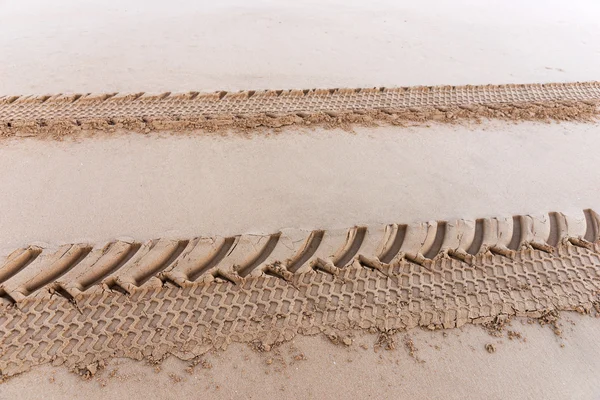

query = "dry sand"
[
  {"left": 1, "top": 121, "right": 599, "bottom": 252},
  {"left": 1, "top": 0, "right": 600, "bottom": 95}
]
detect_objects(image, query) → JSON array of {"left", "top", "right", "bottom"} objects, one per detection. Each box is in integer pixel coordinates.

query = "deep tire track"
[{"left": 1, "top": 243, "right": 600, "bottom": 379}]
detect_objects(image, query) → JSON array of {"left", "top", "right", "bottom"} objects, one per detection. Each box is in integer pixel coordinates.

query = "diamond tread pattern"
[
  {"left": 1, "top": 242, "right": 600, "bottom": 379},
  {"left": 1, "top": 82, "right": 599, "bottom": 121}
]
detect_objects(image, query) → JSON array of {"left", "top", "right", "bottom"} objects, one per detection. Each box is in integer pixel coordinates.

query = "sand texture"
[
  {"left": 1, "top": 82, "right": 599, "bottom": 139},
  {"left": 3, "top": 1, "right": 600, "bottom": 396},
  {"left": 2, "top": 0, "right": 600, "bottom": 94},
  {"left": 2, "top": 215, "right": 600, "bottom": 379},
  {"left": 2, "top": 116, "right": 600, "bottom": 397},
  {"left": 2, "top": 122, "right": 600, "bottom": 252},
  {"left": 1, "top": 314, "right": 600, "bottom": 400}
]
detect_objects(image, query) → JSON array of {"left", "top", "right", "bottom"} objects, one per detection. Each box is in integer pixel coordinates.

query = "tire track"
[
  {"left": 1, "top": 240, "right": 600, "bottom": 379},
  {"left": 1, "top": 209, "right": 598, "bottom": 303},
  {"left": 1, "top": 82, "right": 599, "bottom": 138}
]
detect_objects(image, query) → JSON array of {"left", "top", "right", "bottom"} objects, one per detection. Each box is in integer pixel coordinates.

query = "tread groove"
[
  {"left": 334, "top": 227, "right": 367, "bottom": 268},
  {"left": 424, "top": 222, "right": 446, "bottom": 259},
  {"left": 81, "top": 243, "right": 141, "bottom": 291},
  {"left": 188, "top": 237, "right": 236, "bottom": 282},
  {"left": 547, "top": 212, "right": 561, "bottom": 247},
  {"left": 0, "top": 247, "right": 42, "bottom": 284},
  {"left": 379, "top": 225, "right": 406, "bottom": 264},
  {"left": 467, "top": 219, "right": 485, "bottom": 255},
  {"left": 287, "top": 231, "right": 324, "bottom": 273},
  {"left": 507, "top": 216, "right": 523, "bottom": 250},
  {"left": 583, "top": 209, "right": 598, "bottom": 242},
  {"left": 135, "top": 240, "right": 190, "bottom": 286},
  {"left": 22, "top": 246, "right": 93, "bottom": 296},
  {"left": 237, "top": 234, "right": 281, "bottom": 277}
]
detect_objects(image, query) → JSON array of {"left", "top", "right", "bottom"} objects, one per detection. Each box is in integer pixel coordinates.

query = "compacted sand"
[
  {"left": 2, "top": 121, "right": 600, "bottom": 251},
  {"left": 2, "top": 114, "right": 600, "bottom": 400},
  {"left": 2, "top": 313, "right": 600, "bottom": 400},
  {"left": 2, "top": 1, "right": 600, "bottom": 399}
]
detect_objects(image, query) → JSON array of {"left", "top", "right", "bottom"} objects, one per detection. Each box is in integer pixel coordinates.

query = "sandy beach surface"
[
  {"left": 1, "top": 0, "right": 600, "bottom": 94},
  {"left": 2, "top": 313, "right": 600, "bottom": 400},
  {"left": 1, "top": 1, "right": 600, "bottom": 399},
  {"left": 1, "top": 121, "right": 599, "bottom": 252}
]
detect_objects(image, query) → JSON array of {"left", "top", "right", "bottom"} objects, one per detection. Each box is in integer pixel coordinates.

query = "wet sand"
[{"left": 2, "top": 313, "right": 600, "bottom": 400}]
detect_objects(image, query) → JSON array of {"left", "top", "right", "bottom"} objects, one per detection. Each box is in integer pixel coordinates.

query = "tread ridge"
[
  {"left": 2, "top": 241, "right": 600, "bottom": 379},
  {"left": 1, "top": 209, "right": 598, "bottom": 302}
]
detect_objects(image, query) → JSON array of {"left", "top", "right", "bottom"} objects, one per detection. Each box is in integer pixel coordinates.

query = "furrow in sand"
[
  {"left": 1, "top": 82, "right": 599, "bottom": 138},
  {"left": 1, "top": 209, "right": 600, "bottom": 378}
]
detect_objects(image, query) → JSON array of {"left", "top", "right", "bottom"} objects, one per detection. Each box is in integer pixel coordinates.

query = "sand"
[
  {"left": 3, "top": 0, "right": 600, "bottom": 398},
  {"left": 2, "top": 0, "right": 600, "bottom": 95},
  {"left": 1, "top": 121, "right": 600, "bottom": 252},
  {"left": 2, "top": 238, "right": 600, "bottom": 378},
  {"left": 2, "top": 313, "right": 600, "bottom": 400},
  {"left": 2, "top": 83, "right": 599, "bottom": 139},
  {"left": 2, "top": 121, "right": 600, "bottom": 398}
]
